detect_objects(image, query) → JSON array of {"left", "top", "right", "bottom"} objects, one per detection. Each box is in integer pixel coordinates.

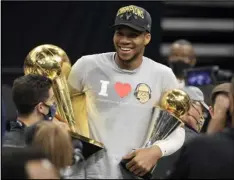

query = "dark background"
[{"left": 1, "top": 1, "right": 163, "bottom": 86}]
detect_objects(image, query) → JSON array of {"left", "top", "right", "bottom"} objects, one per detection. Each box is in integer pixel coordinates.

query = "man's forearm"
[{"left": 152, "top": 126, "right": 185, "bottom": 157}]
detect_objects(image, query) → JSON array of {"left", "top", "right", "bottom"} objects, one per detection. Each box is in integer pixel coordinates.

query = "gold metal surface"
[
  {"left": 24, "top": 44, "right": 104, "bottom": 155},
  {"left": 145, "top": 88, "right": 191, "bottom": 146},
  {"left": 24, "top": 44, "right": 76, "bottom": 131},
  {"left": 24, "top": 44, "right": 70, "bottom": 80},
  {"left": 159, "top": 89, "right": 191, "bottom": 118}
]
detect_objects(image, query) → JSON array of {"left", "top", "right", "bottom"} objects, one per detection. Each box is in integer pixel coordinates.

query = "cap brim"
[
  {"left": 201, "top": 101, "right": 209, "bottom": 111},
  {"left": 112, "top": 23, "right": 146, "bottom": 32}
]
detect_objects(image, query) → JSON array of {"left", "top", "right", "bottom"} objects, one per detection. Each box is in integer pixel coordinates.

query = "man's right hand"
[
  {"left": 207, "top": 93, "right": 230, "bottom": 134},
  {"left": 214, "top": 94, "right": 230, "bottom": 114}
]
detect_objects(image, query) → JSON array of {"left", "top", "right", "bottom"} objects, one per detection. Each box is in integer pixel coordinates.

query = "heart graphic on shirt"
[{"left": 114, "top": 82, "right": 132, "bottom": 98}]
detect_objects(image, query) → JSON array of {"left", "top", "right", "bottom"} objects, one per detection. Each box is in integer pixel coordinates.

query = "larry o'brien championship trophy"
[
  {"left": 24, "top": 44, "right": 104, "bottom": 158},
  {"left": 120, "top": 89, "right": 191, "bottom": 179}
]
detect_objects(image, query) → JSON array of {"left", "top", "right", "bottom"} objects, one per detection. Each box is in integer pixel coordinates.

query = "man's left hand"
[{"left": 122, "top": 146, "right": 162, "bottom": 177}]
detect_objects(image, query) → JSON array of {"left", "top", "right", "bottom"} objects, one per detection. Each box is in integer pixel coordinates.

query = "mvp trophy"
[
  {"left": 24, "top": 44, "right": 104, "bottom": 158},
  {"left": 120, "top": 89, "right": 191, "bottom": 179}
]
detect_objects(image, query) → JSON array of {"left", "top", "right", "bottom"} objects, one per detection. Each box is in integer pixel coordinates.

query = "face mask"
[
  {"left": 43, "top": 103, "right": 57, "bottom": 121},
  {"left": 168, "top": 61, "right": 192, "bottom": 79}
]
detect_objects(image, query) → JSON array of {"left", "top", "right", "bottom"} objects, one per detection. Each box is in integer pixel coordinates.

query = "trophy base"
[
  {"left": 120, "top": 159, "right": 152, "bottom": 180},
  {"left": 69, "top": 131, "right": 104, "bottom": 159}
]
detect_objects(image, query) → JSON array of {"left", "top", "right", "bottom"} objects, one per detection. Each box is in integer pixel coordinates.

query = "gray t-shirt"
[{"left": 68, "top": 52, "right": 179, "bottom": 178}]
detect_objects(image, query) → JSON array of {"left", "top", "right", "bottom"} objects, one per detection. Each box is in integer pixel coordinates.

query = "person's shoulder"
[
  {"left": 72, "top": 52, "right": 114, "bottom": 70},
  {"left": 143, "top": 56, "right": 172, "bottom": 73},
  {"left": 3, "top": 130, "right": 25, "bottom": 148},
  {"left": 78, "top": 52, "right": 114, "bottom": 63}
]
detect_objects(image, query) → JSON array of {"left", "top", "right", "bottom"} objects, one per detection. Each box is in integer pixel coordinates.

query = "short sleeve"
[
  {"left": 68, "top": 56, "right": 87, "bottom": 92},
  {"left": 162, "top": 68, "right": 179, "bottom": 92}
]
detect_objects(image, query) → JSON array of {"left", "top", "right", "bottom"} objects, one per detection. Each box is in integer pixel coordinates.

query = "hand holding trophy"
[
  {"left": 120, "top": 89, "right": 191, "bottom": 179},
  {"left": 24, "top": 44, "right": 104, "bottom": 158}
]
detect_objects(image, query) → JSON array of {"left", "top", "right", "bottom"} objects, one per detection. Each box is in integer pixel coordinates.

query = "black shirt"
[
  {"left": 3, "top": 120, "right": 26, "bottom": 147},
  {"left": 168, "top": 128, "right": 234, "bottom": 179},
  {"left": 184, "top": 124, "right": 199, "bottom": 143}
]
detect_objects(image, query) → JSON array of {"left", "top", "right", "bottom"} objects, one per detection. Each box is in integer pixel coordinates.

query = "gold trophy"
[
  {"left": 120, "top": 89, "right": 190, "bottom": 179},
  {"left": 24, "top": 44, "right": 104, "bottom": 158}
]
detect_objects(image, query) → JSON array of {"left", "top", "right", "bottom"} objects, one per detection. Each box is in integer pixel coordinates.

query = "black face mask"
[{"left": 168, "top": 61, "right": 192, "bottom": 79}]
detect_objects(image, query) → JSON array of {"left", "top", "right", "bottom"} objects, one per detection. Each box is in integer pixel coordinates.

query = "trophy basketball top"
[
  {"left": 159, "top": 89, "right": 191, "bottom": 118},
  {"left": 24, "top": 44, "right": 71, "bottom": 80}
]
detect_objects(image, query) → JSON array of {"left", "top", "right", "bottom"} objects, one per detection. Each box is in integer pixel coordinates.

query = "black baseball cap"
[{"left": 112, "top": 5, "right": 152, "bottom": 33}]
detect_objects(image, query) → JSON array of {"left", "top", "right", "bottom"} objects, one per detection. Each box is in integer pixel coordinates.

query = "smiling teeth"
[{"left": 120, "top": 47, "right": 131, "bottom": 51}]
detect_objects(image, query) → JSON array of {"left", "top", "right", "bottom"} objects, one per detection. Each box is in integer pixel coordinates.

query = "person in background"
[
  {"left": 25, "top": 121, "right": 84, "bottom": 179},
  {"left": 167, "top": 39, "right": 196, "bottom": 88},
  {"left": 25, "top": 121, "right": 74, "bottom": 173},
  {"left": 207, "top": 82, "right": 232, "bottom": 134},
  {"left": 168, "top": 77, "right": 234, "bottom": 179},
  {"left": 2, "top": 146, "right": 60, "bottom": 179},
  {"left": 3, "top": 74, "right": 68, "bottom": 147},
  {"left": 182, "top": 86, "right": 209, "bottom": 140}
]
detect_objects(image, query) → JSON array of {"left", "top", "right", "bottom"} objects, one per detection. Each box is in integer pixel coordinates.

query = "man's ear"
[
  {"left": 36, "top": 102, "right": 45, "bottom": 114},
  {"left": 144, "top": 33, "right": 151, "bottom": 46},
  {"left": 209, "top": 106, "right": 214, "bottom": 118}
]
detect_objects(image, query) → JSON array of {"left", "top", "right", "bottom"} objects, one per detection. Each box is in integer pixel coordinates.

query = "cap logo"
[
  {"left": 126, "top": 13, "right": 132, "bottom": 20},
  {"left": 117, "top": 5, "right": 144, "bottom": 19}
]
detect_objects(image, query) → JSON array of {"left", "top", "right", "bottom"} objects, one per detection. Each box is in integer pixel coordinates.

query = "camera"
[{"left": 184, "top": 66, "right": 233, "bottom": 86}]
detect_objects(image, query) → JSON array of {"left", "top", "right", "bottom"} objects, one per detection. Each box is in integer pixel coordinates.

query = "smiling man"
[{"left": 68, "top": 5, "right": 185, "bottom": 179}]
